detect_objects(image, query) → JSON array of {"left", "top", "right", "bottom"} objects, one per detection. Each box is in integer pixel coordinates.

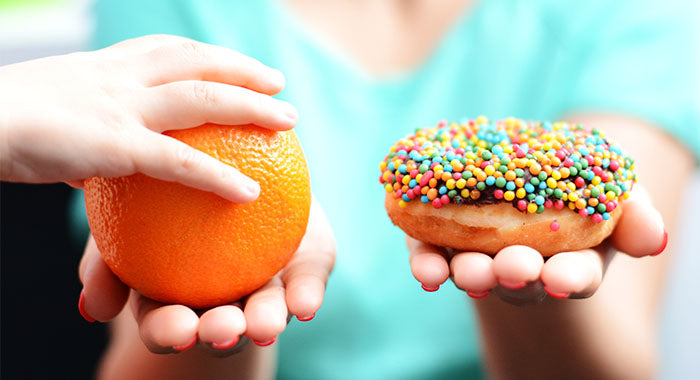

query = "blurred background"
[{"left": 1, "top": 0, "right": 698, "bottom": 379}]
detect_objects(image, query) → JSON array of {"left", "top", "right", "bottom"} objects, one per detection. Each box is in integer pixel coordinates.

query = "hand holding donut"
[
  {"left": 380, "top": 117, "right": 666, "bottom": 304},
  {"left": 407, "top": 185, "right": 666, "bottom": 305}
]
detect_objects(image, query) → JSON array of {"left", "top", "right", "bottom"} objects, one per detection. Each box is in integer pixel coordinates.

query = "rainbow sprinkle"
[{"left": 379, "top": 117, "right": 636, "bottom": 223}]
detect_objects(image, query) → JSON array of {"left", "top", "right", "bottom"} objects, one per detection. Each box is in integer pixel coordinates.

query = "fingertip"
[
  {"left": 285, "top": 275, "right": 324, "bottom": 321},
  {"left": 450, "top": 252, "right": 496, "bottom": 292},
  {"left": 652, "top": 229, "right": 668, "bottom": 256},
  {"left": 243, "top": 279, "right": 288, "bottom": 343},
  {"left": 410, "top": 251, "right": 449, "bottom": 291},
  {"left": 81, "top": 246, "right": 130, "bottom": 322},
  {"left": 198, "top": 305, "right": 246, "bottom": 349},
  {"left": 493, "top": 245, "right": 544, "bottom": 286},
  {"left": 139, "top": 304, "right": 199, "bottom": 352},
  {"left": 611, "top": 190, "right": 665, "bottom": 257},
  {"left": 217, "top": 172, "right": 260, "bottom": 204},
  {"left": 270, "top": 100, "right": 298, "bottom": 131},
  {"left": 267, "top": 68, "right": 286, "bottom": 94},
  {"left": 541, "top": 250, "right": 601, "bottom": 297}
]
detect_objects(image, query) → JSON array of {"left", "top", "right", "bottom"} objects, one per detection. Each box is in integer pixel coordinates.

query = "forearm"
[
  {"left": 474, "top": 263, "right": 659, "bottom": 380},
  {"left": 474, "top": 114, "right": 694, "bottom": 380},
  {"left": 97, "top": 311, "right": 277, "bottom": 380}
]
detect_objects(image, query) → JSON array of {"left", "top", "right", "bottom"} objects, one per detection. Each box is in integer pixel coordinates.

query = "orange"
[{"left": 84, "top": 124, "right": 311, "bottom": 308}]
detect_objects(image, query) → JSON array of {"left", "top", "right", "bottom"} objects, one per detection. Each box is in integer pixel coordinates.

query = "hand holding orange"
[{"left": 84, "top": 124, "right": 311, "bottom": 308}]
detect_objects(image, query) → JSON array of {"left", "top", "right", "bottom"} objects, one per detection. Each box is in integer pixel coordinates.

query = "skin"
[
  {"left": 409, "top": 115, "right": 693, "bottom": 380},
  {"left": 0, "top": 33, "right": 336, "bottom": 376},
  {"left": 0, "top": 34, "right": 299, "bottom": 201},
  {"left": 82, "top": 196, "right": 335, "bottom": 380},
  {"left": 2, "top": 1, "right": 693, "bottom": 379}
]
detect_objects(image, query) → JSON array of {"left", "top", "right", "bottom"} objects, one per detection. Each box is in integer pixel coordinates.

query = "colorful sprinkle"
[
  {"left": 550, "top": 221, "right": 560, "bottom": 231},
  {"left": 379, "top": 117, "right": 636, "bottom": 223}
]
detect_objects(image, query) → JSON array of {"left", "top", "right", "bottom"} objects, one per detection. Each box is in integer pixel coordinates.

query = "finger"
[
  {"left": 140, "top": 81, "right": 297, "bottom": 132},
  {"left": 133, "top": 39, "right": 285, "bottom": 95},
  {"left": 407, "top": 237, "right": 450, "bottom": 291},
  {"left": 611, "top": 186, "right": 666, "bottom": 257},
  {"left": 102, "top": 34, "right": 190, "bottom": 56},
  {"left": 130, "top": 131, "right": 260, "bottom": 203},
  {"left": 450, "top": 252, "right": 497, "bottom": 298},
  {"left": 64, "top": 179, "right": 84, "bottom": 189},
  {"left": 198, "top": 305, "right": 247, "bottom": 351},
  {"left": 78, "top": 236, "right": 130, "bottom": 322},
  {"left": 130, "top": 293, "right": 200, "bottom": 354},
  {"left": 282, "top": 198, "right": 336, "bottom": 321},
  {"left": 541, "top": 249, "right": 605, "bottom": 299},
  {"left": 492, "top": 245, "right": 544, "bottom": 290},
  {"left": 281, "top": 249, "right": 333, "bottom": 322},
  {"left": 243, "top": 276, "right": 288, "bottom": 346}
]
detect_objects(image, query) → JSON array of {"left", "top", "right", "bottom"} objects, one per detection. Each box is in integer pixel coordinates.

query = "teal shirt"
[{"left": 90, "top": 1, "right": 699, "bottom": 379}]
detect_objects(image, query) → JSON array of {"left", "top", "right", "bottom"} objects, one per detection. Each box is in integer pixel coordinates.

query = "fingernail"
[
  {"left": 652, "top": 230, "right": 668, "bottom": 256},
  {"left": 173, "top": 336, "right": 197, "bottom": 352},
  {"left": 297, "top": 313, "right": 315, "bottom": 322},
  {"left": 499, "top": 279, "right": 527, "bottom": 290},
  {"left": 253, "top": 337, "right": 276, "bottom": 347},
  {"left": 421, "top": 284, "right": 439, "bottom": 292},
  {"left": 280, "top": 102, "right": 298, "bottom": 124},
  {"left": 467, "top": 290, "right": 490, "bottom": 299},
  {"left": 244, "top": 180, "right": 260, "bottom": 198},
  {"left": 78, "top": 289, "right": 95, "bottom": 323},
  {"left": 211, "top": 336, "right": 239, "bottom": 350},
  {"left": 544, "top": 286, "right": 570, "bottom": 299}
]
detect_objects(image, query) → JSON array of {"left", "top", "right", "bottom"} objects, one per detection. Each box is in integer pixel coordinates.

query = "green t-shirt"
[{"left": 89, "top": 0, "right": 699, "bottom": 379}]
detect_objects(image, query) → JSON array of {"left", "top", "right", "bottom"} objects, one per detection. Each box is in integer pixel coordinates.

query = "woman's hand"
[
  {"left": 0, "top": 34, "right": 297, "bottom": 203},
  {"left": 78, "top": 197, "right": 335, "bottom": 355},
  {"left": 407, "top": 185, "right": 667, "bottom": 305}
]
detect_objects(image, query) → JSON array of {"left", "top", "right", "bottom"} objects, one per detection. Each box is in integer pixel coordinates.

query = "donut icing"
[{"left": 379, "top": 117, "right": 636, "bottom": 224}]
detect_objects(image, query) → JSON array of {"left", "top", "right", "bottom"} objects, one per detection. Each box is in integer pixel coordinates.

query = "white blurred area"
[
  {"left": 0, "top": 1, "right": 698, "bottom": 379},
  {"left": 0, "top": 0, "right": 93, "bottom": 65}
]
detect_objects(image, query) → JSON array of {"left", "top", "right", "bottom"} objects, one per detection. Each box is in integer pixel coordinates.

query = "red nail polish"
[
  {"left": 544, "top": 286, "right": 570, "bottom": 299},
  {"left": 211, "top": 336, "right": 239, "bottom": 350},
  {"left": 297, "top": 313, "right": 315, "bottom": 322},
  {"left": 78, "top": 289, "right": 95, "bottom": 323},
  {"left": 253, "top": 337, "right": 276, "bottom": 347},
  {"left": 421, "top": 284, "right": 439, "bottom": 292},
  {"left": 652, "top": 230, "right": 668, "bottom": 256},
  {"left": 499, "top": 279, "right": 527, "bottom": 290},
  {"left": 173, "top": 336, "right": 197, "bottom": 352},
  {"left": 467, "top": 290, "right": 490, "bottom": 299}
]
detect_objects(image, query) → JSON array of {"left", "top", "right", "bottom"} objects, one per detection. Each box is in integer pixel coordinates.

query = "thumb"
[
  {"left": 610, "top": 185, "right": 667, "bottom": 257},
  {"left": 78, "top": 235, "right": 130, "bottom": 322}
]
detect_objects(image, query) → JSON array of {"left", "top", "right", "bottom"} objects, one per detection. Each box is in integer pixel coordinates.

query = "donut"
[{"left": 379, "top": 117, "right": 636, "bottom": 256}]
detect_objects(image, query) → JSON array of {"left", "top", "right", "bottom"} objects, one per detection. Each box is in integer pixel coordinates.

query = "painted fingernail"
[
  {"left": 78, "top": 289, "right": 95, "bottom": 323},
  {"left": 173, "top": 336, "right": 198, "bottom": 352},
  {"left": 297, "top": 313, "right": 315, "bottom": 322},
  {"left": 544, "top": 286, "right": 570, "bottom": 299},
  {"left": 467, "top": 290, "right": 490, "bottom": 299},
  {"left": 211, "top": 336, "right": 239, "bottom": 350},
  {"left": 499, "top": 279, "right": 527, "bottom": 290},
  {"left": 253, "top": 337, "right": 276, "bottom": 347},
  {"left": 421, "top": 284, "right": 439, "bottom": 292},
  {"left": 652, "top": 230, "right": 668, "bottom": 256}
]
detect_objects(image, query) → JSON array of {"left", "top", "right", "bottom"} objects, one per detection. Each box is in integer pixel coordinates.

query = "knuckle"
[
  {"left": 175, "top": 145, "right": 204, "bottom": 173},
  {"left": 177, "top": 40, "right": 208, "bottom": 63},
  {"left": 190, "top": 81, "right": 219, "bottom": 106}
]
